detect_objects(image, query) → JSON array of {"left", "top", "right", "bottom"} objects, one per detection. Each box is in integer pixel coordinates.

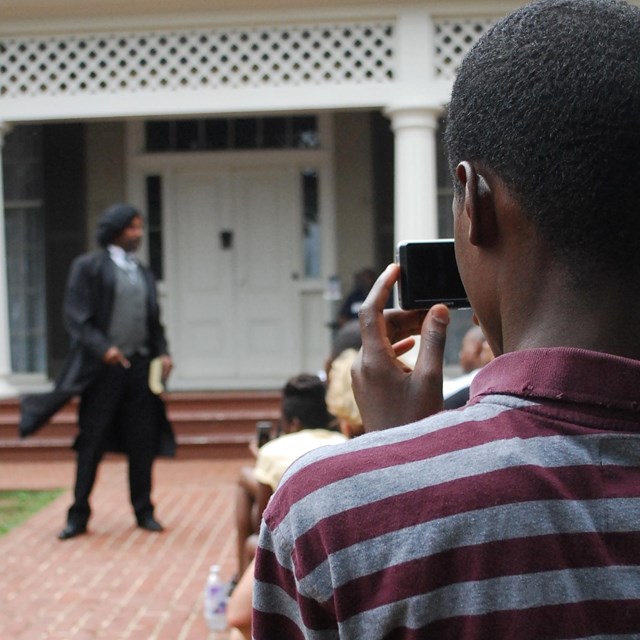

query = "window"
[
  {"left": 3, "top": 125, "right": 47, "bottom": 373},
  {"left": 145, "top": 175, "right": 163, "bottom": 280},
  {"left": 301, "top": 169, "right": 320, "bottom": 278},
  {"left": 144, "top": 115, "right": 320, "bottom": 152}
]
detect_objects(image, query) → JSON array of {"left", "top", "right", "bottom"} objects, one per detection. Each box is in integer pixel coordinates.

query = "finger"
[
  {"left": 357, "top": 264, "right": 398, "bottom": 344},
  {"left": 413, "top": 304, "right": 449, "bottom": 382},
  {"left": 391, "top": 336, "right": 415, "bottom": 358},
  {"left": 384, "top": 309, "right": 428, "bottom": 345},
  {"left": 118, "top": 354, "right": 131, "bottom": 369}
]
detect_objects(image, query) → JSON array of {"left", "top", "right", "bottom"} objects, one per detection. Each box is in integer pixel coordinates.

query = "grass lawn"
[{"left": 0, "top": 489, "right": 63, "bottom": 536}]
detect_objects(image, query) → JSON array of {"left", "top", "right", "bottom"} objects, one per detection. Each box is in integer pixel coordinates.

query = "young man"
[{"left": 252, "top": 1, "right": 640, "bottom": 637}]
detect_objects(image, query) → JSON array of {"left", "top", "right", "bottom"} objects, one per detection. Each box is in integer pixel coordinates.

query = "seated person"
[
  {"left": 325, "top": 347, "right": 365, "bottom": 438},
  {"left": 234, "top": 374, "right": 343, "bottom": 580},
  {"left": 338, "top": 268, "right": 377, "bottom": 326},
  {"left": 228, "top": 361, "right": 363, "bottom": 639},
  {"left": 443, "top": 325, "right": 493, "bottom": 409}
]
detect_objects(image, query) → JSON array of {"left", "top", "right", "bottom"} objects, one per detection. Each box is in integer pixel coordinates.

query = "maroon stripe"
[
  {"left": 252, "top": 610, "right": 307, "bottom": 640},
  {"left": 292, "top": 464, "right": 638, "bottom": 578},
  {"left": 254, "top": 547, "right": 337, "bottom": 631},
  {"left": 255, "top": 547, "right": 298, "bottom": 601},
  {"left": 408, "top": 599, "right": 640, "bottom": 640},
  {"left": 332, "top": 531, "right": 640, "bottom": 621}
]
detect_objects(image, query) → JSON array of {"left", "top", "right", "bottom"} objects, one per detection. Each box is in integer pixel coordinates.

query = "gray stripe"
[
  {"left": 340, "top": 566, "right": 640, "bottom": 637},
  {"left": 278, "top": 430, "right": 628, "bottom": 545},
  {"left": 275, "top": 400, "right": 511, "bottom": 536},
  {"left": 253, "top": 579, "right": 339, "bottom": 640},
  {"left": 299, "top": 497, "right": 640, "bottom": 601},
  {"left": 276, "top": 396, "right": 528, "bottom": 488}
]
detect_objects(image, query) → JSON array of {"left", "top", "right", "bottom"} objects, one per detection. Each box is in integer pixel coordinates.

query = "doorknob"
[
  {"left": 220, "top": 230, "right": 233, "bottom": 249},
  {"left": 291, "top": 272, "right": 300, "bottom": 280}
]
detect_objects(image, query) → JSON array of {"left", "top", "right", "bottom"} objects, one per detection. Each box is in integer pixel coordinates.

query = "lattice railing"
[
  {"left": 0, "top": 22, "right": 395, "bottom": 98},
  {"left": 434, "top": 18, "right": 496, "bottom": 79}
]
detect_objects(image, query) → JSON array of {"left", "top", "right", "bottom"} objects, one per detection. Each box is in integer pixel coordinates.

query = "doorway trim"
[{"left": 126, "top": 115, "right": 336, "bottom": 389}]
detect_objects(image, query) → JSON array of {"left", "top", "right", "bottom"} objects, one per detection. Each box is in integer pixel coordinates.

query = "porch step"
[{"left": 0, "top": 390, "right": 281, "bottom": 462}]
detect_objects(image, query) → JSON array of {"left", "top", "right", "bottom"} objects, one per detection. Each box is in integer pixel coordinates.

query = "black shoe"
[
  {"left": 58, "top": 522, "right": 87, "bottom": 540},
  {"left": 138, "top": 516, "right": 164, "bottom": 532}
]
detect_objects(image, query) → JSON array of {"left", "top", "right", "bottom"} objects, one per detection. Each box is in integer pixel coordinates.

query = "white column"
[
  {"left": 386, "top": 106, "right": 441, "bottom": 243},
  {"left": 0, "top": 123, "right": 17, "bottom": 398}
]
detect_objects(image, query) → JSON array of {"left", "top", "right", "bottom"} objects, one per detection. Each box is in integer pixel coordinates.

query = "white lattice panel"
[
  {"left": 434, "top": 18, "right": 496, "bottom": 79},
  {"left": 0, "top": 22, "right": 395, "bottom": 98}
]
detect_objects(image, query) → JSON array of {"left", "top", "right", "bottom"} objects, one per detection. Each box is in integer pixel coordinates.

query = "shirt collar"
[
  {"left": 108, "top": 244, "right": 135, "bottom": 268},
  {"left": 472, "top": 347, "right": 640, "bottom": 414}
]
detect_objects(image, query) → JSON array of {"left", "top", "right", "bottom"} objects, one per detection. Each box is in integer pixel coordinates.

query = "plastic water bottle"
[{"left": 203, "top": 564, "right": 228, "bottom": 632}]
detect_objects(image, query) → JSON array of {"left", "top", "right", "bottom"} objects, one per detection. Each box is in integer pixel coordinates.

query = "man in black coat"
[{"left": 20, "top": 204, "right": 175, "bottom": 539}]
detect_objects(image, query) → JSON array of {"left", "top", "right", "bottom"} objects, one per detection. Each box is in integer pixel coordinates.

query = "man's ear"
[{"left": 455, "top": 161, "right": 497, "bottom": 247}]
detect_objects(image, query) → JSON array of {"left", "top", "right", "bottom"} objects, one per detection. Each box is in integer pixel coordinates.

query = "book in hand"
[{"left": 148, "top": 357, "right": 165, "bottom": 395}]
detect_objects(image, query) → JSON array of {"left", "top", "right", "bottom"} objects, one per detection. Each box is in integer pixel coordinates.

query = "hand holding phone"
[
  {"left": 351, "top": 264, "right": 450, "bottom": 431},
  {"left": 397, "top": 239, "right": 469, "bottom": 311}
]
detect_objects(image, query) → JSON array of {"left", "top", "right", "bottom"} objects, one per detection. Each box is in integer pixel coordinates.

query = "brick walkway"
[{"left": 0, "top": 456, "right": 248, "bottom": 639}]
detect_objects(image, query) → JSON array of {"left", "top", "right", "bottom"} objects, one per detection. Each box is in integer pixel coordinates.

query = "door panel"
[
  {"left": 172, "top": 167, "right": 300, "bottom": 386},
  {"left": 233, "top": 169, "right": 299, "bottom": 376},
  {"left": 174, "top": 172, "right": 234, "bottom": 378}
]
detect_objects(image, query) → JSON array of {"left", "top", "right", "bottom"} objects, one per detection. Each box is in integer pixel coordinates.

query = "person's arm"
[
  {"left": 63, "top": 256, "right": 113, "bottom": 360},
  {"left": 351, "top": 263, "right": 450, "bottom": 431},
  {"left": 226, "top": 559, "right": 255, "bottom": 640},
  {"left": 255, "top": 482, "right": 273, "bottom": 524}
]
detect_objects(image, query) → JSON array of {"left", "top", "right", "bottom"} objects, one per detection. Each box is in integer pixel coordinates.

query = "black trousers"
[{"left": 68, "top": 355, "right": 157, "bottom": 525}]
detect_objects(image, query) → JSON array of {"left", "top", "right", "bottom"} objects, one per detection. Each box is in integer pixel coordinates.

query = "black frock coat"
[{"left": 19, "top": 250, "right": 176, "bottom": 457}]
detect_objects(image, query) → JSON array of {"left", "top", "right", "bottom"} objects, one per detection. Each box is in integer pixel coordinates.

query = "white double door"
[{"left": 168, "top": 166, "right": 302, "bottom": 388}]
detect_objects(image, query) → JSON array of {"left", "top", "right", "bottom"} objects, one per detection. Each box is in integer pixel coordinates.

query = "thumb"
[{"left": 413, "top": 304, "right": 449, "bottom": 384}]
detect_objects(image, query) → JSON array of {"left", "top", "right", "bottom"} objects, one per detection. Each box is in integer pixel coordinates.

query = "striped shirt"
[{"left": 253, "top": 347, "right": 640, "bottom": 639}]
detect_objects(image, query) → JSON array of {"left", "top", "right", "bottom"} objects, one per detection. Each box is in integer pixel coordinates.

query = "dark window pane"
[
  {"left": 145, "top": 121, "right": 172, "bottom": 151},
  {"left": 146, "top": 175, "right": 163, "bottom": 280},
  {"left": 234, "top": 118, "right": 258, "bottom": 149},
  {"left": 292, "top": 116, "right": 319, "bottom": 148},
  {"left": 175, "top": 120, "right": 200, "bottom": 150},
  {"left": 263, "top": 117, "right": 288, "bottom": 148},
  {"left": 204, "top": 119, "right": 229, "bottom": 149},
  {"left": 302, "top": 170, "right": 320, "bottom": 278},
  {"left": 148, "top": 234, "right": 163, "bottom": 281}
]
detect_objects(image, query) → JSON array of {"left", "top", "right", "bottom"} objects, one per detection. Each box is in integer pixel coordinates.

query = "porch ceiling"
[{"left": 0, "top": 0, "right": 393, "bottom": 22}]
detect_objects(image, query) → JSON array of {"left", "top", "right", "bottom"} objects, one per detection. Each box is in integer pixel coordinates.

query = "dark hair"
[
  {"left": 96, "top": 203, "right": 140, "bottom": 248},
  {"left": 445, "top": 0, "right": 640, "bottom": 284},
  {"left": 281, "top": 373, "right": 333, "bottom": 430}
]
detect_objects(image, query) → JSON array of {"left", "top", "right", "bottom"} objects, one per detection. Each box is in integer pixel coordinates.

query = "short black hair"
[
  {"left": 445, "top": 0, "right": 640, "bottom": 284},
  {"left": 282, "top": 374, "right": 333, "bottom": 429}
]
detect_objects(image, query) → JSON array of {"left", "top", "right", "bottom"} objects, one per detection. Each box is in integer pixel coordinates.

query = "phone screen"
[{"left": 397, "top": 240, "right": 469, "bottom": 310}]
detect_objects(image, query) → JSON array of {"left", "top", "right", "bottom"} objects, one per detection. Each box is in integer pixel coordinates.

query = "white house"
[{"left": 0, "top": 0, "right": 535, "bottom": 394}]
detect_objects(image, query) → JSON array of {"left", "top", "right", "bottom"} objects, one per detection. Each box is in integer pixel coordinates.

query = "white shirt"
[{"left": 108, "top": 245, "right": 138, "bottom": 281}]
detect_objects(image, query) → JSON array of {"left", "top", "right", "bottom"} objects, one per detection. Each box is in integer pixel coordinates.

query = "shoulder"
[
  {"left": 71, "top": 250, "right": 110, "bottom": 272},
  {"left": 263, "top": 400, "right": 513, "bottom": 534}
]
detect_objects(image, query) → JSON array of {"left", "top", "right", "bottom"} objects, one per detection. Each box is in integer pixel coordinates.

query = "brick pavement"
[{"left": 0, "top": 456, "right": 249, "bottom": 640}]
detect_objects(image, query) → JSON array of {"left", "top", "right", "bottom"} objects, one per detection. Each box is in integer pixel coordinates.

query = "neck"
[{"left": 500, "top": 267, "right": 640, "bottom": 360}]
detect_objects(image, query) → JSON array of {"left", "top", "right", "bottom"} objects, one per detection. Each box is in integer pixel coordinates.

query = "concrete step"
[{"left": 0, "top": 390, "right": 280, "bottom": 461}]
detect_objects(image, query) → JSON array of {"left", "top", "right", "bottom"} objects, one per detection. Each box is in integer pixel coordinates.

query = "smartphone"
[
  {"left": 256, "top": 421, "right": 273, "bottom": 448},
  {"left": 396, "top": 239, "right": 470, "bottom": 310}
]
